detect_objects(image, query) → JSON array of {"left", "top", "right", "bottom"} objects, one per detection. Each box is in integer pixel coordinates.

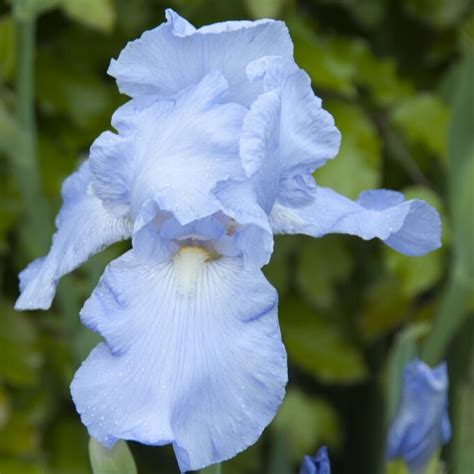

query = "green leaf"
[
  {"left": 384, "top": 323, "right": 430, "bottom": 424},
  {"left": 0, "top": 460, "right": 46, "bottom": 474},
  {"left": 315, "top": 100, "right": 381, "bottom": 199},
  {"left": 386, "top": 460, "right": 408, "bottom": 474},
  {"left": 0, "top": 98, "right": 22, "bottom": 158},
  {"left": 358, "top": 276, "right": 410, "bottom": 341},
  {"left": 0, "top": 15, "right": 16, "bottom": 81},
  {"left": 0, "top": 386, "right": 10, "bottom": 429},
  {"left": 263, "top": 235, "right": 297, "bottom": 295},
  {"left": 289, "top": 19, "right": 360, "bottom": 96},
  {"left": 11, "top": 0, "right": 61, "bottom": 20},
  {"left": 47, "top": 419, "right": 90, "bottom": 474},
  {"left": 0, "top": 305, "right": 42, "bottom": 386},
  {"left": 244, "top": 0, "right": 285, "bottom": 18},
  {"left": 449, "top": 52, "right": 474, "bottom": 276},
  {"left": 391, "top": 94, "right": 450, "bottom": 157},
  {"left": 200, "top": 464, "right": 222, "bottom": 474},
  {"left": 280, "top": 298, "right": 368, "bottom": 383},
  {"left": 296, "top": 236, "right": 353, "bottom": 309},
  {"left": 89, "top": 438, "right": 137, "bottom": 474},
  {"left": 273, "top": 388, "right": 340, "bottom": 461},
  {"left": 61, "top": 0, "right": 115, "bottom": 32},
  {"left": 404, "top": 0, "right": 472, "bottom": 28},
  {"left": 290, "top": 18, "right": 411, "bottom": 103},
  {"left": 0, "top": 412, "right": 40, "bottom": 457}
]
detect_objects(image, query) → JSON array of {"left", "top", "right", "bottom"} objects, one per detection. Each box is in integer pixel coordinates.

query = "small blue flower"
[
  {"left": 300, "top": 446, "right": 331, "bottom": 474},
  {"left": 387, "top": 360, "right": 451, "bottom": 473},
  {"left": 15, "top": 9, "right": 442, "bottom": 473}
]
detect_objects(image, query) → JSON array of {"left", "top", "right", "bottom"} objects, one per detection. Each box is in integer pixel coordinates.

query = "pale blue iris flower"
[
  {"left": 387, "top": 360, "right": 451, "bottom": 473},
  {"left": 300, "top": 446, "right": 331, "bottom": 474},
  {"left": 16, "top": 9, "right": 441, "bottom": 472}
]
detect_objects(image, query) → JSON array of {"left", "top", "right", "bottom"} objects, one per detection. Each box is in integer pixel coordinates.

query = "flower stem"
[
  {"left": 13, "top": 4, "right": 81, "bottom": 329},
  {"left": 421, "top": 268, "right": 472, "bottom": 366},
  {"left": 200, "top": 463, "right": 222, "bottom": 474},
  {"left": 13, "top": 6, "right": 52, "bottom": 255}
]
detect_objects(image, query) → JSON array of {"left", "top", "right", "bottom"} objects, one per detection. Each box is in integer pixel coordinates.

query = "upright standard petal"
[
  {"left": 15, "top": 162, "right": 132, "bottom": 310},
  {"left": 90, "top": 72, "right": 247, "bottom": 227},
  {"left": 71, "top": 248, "right": 287, "bottom": 472},
  {"left": 269, "top": 187, "right": 441, "bottom": 256},
  {"left": 386, "top": 360, "right": 451, "bottom": 472},
  {"left": 300, "top": 446, "right": 331, "bottom": 474},
  {"left": 108, "top": 9, "right": 293, "bottom": 106},
  {"left": 241, "top": 61, "right": 341, "bottom": 210}
]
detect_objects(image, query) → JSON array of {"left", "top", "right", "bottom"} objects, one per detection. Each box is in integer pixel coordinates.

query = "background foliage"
[{"left": 0, "top": 0, "right": 473, "bottom": 473}]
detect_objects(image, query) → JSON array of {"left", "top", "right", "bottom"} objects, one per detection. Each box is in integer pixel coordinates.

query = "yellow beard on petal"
[{"left": 173, "top": 246, "right": 210, "bottom": 296}]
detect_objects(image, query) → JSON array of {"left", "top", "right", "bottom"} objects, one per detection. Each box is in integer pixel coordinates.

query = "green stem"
[
  {"left": 14, "top": 10, "right": 52, "bottom": 255},
  {"left": 421, "top": 269, "right": 472, "bottom": 366},
  {"left": 200, "top": 463, "right": 222, "bottom": 474},
  {"left": 448, "top": 317, "right": 474, "bottom": 473},
  {"left": 13, "top": 5, "right": 81, "bottom": 338}
]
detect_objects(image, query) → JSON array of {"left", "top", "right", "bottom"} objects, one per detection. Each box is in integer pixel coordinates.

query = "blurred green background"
[{"left": 0, "top": 0, "right": 473, "bottom": 473}]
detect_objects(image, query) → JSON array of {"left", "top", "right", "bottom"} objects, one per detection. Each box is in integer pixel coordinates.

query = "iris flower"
[
  {"left": 16, "top": 10, "right": 441, "bottom": 472},
  {"left": 387, "top": 360, "right": 451, "bottom": 473},
  {"left": 300, "top": 446, "right": 331, "bottom": 474}
]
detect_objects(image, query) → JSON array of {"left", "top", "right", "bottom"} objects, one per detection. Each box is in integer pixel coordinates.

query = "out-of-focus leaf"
[
  {"left": 89, "top": 438, "right": 137, "bottom": 474},
  {"left": 315, "top": 100, "right": 381, "bottom": 199},
  {"left": 273, "top": 388, "right": 340, "bottom": 461},
  {"left": 0, "top": 98, "right": 22, "bottom": 158},
  {"left": 391, "top": 94, "right": 450, "bottom": 157},
  {"left": 0, "top": 15, "right": 15, "bottom": 81},
  {"left": 384, "top": 322, "right": 430, "bottom": 423},
  {"left": 386, "top": 460, "right": 408, "bottom": 474},
  {"left": 289, "top": 19, "right": 361, "bottom": 96},
  {"left": 47, "top": 418, "right": 90, "bottom": 474},
  {"left": 244, "top": 0, "right": 285, "bottom": 18},
  {"left": 384, "top": 187, "right": 445, "bottom": 298},
  {"left": 222, "top": 440, "right": 262, "bottom": 474},
  {"left": 358, "top": 277, "right": 410, "bottom": 340},
  {"left": 290, "top": 18, "right": 411, "bottom": 103},
  {"left": 201, "top": 464, "right": 222, "bottom": 474},
  {"left": 280, "top": 298, "right": 368, "bottom": 383},
  {"left": 356, "top": 55, "right": 413, "bottom": 106},
  {"left": 0, "top": 460, "right": 46, "bottom": 474},
  {"left": 0, "top": 386, "right": 10, "bottom": 429},
  {"left": 11, "top": 0, "right": 60, "bottom": 20},
  {"left": 404, "top": 0, "right": 472, "bottom": 28},
  {"left": 61, "top": 0, "right": 115, "bottom": 32},
  {"left": 0, "top": 305, "right": 42, "bottom": 386},
  {"left": 0, "top": 412, "right": 40, "bottom": 456},
  {"left": 452, "top": 382, "right": 474, "bottom": 473},
  {"left": 318, "top": 0, "right": 388, "bottom": 28},
  {"left": 448, "top": 50, "right": 474, "bottom": 275},
  {"left": 36, "top": 52, "right": 116, "bottom": 130},
  {"left": 387, "top": 457, "right": 440, "bottom": 474},
  {"left": 297, "top": 236, "right": 353, "bottom": 308},
  {"left": 264, "top": 235, "right": 297, "bottom": 295}
]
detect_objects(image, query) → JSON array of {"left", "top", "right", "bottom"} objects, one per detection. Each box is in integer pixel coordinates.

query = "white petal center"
[{"left": 173, "top": 246, "right": 210, "bottom": 295}]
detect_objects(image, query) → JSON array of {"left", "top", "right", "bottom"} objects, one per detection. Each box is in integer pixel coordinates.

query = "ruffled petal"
[
  {"left": 270, "top": 187, "right": 441, "bottom": 256},
  {"left": 71, "top": 249, "right": 287, "bottom": 472},
  {"left": 386, "top": 360, "right": 451, "bottom": 471},
  {"left": 90, "top": 72, "right": 247, "bottom": 228},
  {"left": 213, "top": 179, "right": 274, "bottom": 267},
  {"left": 241, "top": 62, "right": 341, "bottom": 210},
  {"left": 276, "top": 70, "right": 341, "bottom": 206},
  {"left": 240, "top": 89, "right": 281, "bottom": 213},
  {"left": 108, "top": 9, "right": 293, "bottom": 106},
  {"left": 15, "top": 161, "right": 132, "bottom": 310}
]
